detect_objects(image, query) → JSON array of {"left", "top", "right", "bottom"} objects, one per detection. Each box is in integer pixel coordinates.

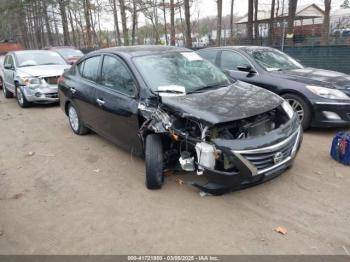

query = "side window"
[
  {"left": 100, "top": 55, "right": 135, "bottom": 96},
  {"left": 221, "top": 51, "right": 251, "bottom": 71},
  {"left": 4, "top": 56, "right": 8, "bottom": 66},
  {"left": 77, "top": 61, "right": 85, "bottom": 75},
  {"left": 8, "top": 56, "right": 14, "bottom": 67},
  {"left": 197, "top": 50, "right": 218, "bottom": 64},
  {"left": 81, "top": 56, "right": 100, "bottom": 82}
]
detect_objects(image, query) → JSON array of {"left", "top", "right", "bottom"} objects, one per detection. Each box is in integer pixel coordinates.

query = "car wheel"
[
  {"left": 16, "top": 86, "right": 31, "bottom": 108},
  {"left": 68, "top": 103, "right": 89, "bottom": 135},
  {"left": 3, "top": 82, "right": 13, "bottom": 98},
  {"left": 282, "top": 93, "right": 311, "bottom": 130},
  {"left": 145, "top": 134, "right": 164, "bottom": 190},
  {"left": 0, "top": 77, "right": 3, "bottom": 89}
]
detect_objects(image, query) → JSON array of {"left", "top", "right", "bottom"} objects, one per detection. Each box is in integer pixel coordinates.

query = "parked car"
[
  {"left": 58, "top": 46, "right": 302, "bottom": 195},
  {"left": 2, "top": 50, "right": 70, "bottom": 107},
  {"left": 47, "top": 46, "right": 84, "bottom": 65},
  {"left": 197, "top": 46, "right": 350, "bottom": 129}
]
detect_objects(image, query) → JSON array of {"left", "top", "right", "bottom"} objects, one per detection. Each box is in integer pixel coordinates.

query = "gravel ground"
[{"left": 0, "top": 92, "right": 349, "bottom": 255}]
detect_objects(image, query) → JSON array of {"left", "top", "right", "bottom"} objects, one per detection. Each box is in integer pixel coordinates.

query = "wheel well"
[
  {"left": 64, "top": 101, "right": 71, "bottom": 116},
  {"left": 278, "top": 90, "right": 312, "bottom": 108}
]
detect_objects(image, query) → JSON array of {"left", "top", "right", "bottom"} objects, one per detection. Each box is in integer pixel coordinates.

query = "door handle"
[
  {"left": 96, "top": 98, "right": 105, "bottom": 106},
  {"left": 70, "top": 87, "right": 77, "bottom": 94}
]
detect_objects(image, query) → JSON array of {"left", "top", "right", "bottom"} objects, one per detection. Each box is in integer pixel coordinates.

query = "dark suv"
[{"left": 58, "top": 46, "right": 302, "bottom": 195}]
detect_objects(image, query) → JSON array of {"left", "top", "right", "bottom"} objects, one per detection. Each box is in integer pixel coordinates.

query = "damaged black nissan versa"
[{"left": 58, "top": 46, "right": 303, "bottom": 195}]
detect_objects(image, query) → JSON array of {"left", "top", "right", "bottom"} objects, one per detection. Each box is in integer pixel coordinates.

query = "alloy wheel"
[
  {"left": 286, "top": 98, "right": 304, "bottom": 123},
  {"left": 68, "top": 106, "right": 79, "bottom": 132},
  {"left": 16, "top": 87, "right": 24, "bottom": 105}
]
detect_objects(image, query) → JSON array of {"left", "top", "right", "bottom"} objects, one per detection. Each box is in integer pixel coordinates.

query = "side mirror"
[
  {"left": 4, "top": 63, "right": 13, "bottom": 70},
  {"left": 237, "top": 64, "right": 256, "bottom": 73}
]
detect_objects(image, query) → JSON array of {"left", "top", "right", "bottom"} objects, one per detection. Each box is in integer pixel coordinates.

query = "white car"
[{"left": 2, "top": 50, "right": 71, "bottom": 107}]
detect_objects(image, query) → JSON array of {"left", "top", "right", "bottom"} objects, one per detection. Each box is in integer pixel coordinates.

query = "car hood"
[
  {"left": 162, "top": 81, "right": 283, "bottom": 125},
  {"left": 272, "top": 67, "right": 350, "bottom": 90},
  {"left": 17, "top": 65, "right": 71, "bottom": 78}
]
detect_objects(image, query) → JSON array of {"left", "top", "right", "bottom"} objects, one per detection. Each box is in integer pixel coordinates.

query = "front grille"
[
  {"left": 45, "top": 93, "right": 58, "bottom": 98},
  {"left": 44, "top": 76, "right": 59, "bottom": 85},
  {"left": 235, "top": 130, "right": 300, "bottom": 174}
]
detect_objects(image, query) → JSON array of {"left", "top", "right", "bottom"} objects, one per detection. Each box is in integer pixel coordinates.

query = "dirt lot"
[{"left": 0, "top": 92, "right": 350, "bottom": 255}]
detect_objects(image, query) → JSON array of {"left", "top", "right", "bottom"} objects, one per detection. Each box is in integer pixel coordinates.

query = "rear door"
[
  {"left": 66, "top": 55, "right": 102, "bottom": 128},
  {"left": 93, "top": 54, "right": 141, "bottom": 155},
  {"left": 3, "top": 54, "right": 16, "bottom": 92}
]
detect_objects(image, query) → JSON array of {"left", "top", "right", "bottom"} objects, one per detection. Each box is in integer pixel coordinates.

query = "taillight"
[{"left": 58, "top": 75, "right": 64, "bottom": 84}]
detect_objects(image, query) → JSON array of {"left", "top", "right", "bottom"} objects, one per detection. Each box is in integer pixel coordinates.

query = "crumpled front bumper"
[
  {"left": 22, "top": 86, "right": 59, "bottom": 103},
  {"left": 192, "top": 126, "right": 303, "bottom": 195}
]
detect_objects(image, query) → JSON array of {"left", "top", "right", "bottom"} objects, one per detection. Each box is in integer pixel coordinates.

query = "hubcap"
[
  {"left": 68, "top": 106, "right": 79, "bottom": 132},
  {"left": 286, "top": 98, "right": 304, "bottom": 123},
  {"left": 16, "top": 87, "right": 24, "bottom": 105}
]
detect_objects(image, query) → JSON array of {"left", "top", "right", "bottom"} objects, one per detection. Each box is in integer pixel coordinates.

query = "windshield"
[
  {"left": 56, "top": 49, "right": 83, "bottom": 58},
  {"left": 246, "top": 49, "right": 303, "bottom": 71},
  {"left": 133, "top": 52, "right": 230, "bottom": 93},
  {"left": 16, "top": 51, "right": 67, "bottom": 67}
]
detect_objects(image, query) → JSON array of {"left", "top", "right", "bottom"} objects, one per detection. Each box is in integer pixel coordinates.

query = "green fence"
[{"left": 281, "top": 46, "right": 350, "bottom": 75}]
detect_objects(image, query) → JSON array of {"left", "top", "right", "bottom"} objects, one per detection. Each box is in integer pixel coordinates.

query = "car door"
[
  {"left": 67, "top": 55, "right": 102, "bottom": 128},
  {"left": 219, "top": 50, "right": 261, "bottom": 85},
  {"left": 3, "top": 54, "right": 16, "bottom": 93},
  {"left": 93, "top": 54, "right": 142, "bottom": 155}
]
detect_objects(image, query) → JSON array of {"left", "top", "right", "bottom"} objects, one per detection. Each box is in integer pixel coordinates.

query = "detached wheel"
[
  {"left": 282, "top": 93, "right": 311, "bottom": 130},
  {"left": 145, "top": 134, "right": 164, "bottom": 190},
  {"left": 68, "top": 103, "right": 89, "bottom": 135},
  {"left": 3, "top": 82, "right": 13, "bottom": 98},
  {"left": 16, "top": 86, "right": 31, "bottom": 108}
]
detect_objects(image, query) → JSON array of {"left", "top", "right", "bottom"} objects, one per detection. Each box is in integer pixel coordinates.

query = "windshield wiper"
[{"left": 188, "top": 83, "right": 229, "bottom": 94}]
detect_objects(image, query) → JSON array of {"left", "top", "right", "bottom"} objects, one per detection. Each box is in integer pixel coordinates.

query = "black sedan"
[
  {"left": 197, "top": 46, "right": 350, "bottom": 129},
  {"left": 58, "top": 46, "right": 302, "bottom": 195}
]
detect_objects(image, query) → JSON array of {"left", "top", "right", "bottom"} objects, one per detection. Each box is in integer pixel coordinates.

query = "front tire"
[
  {"left": 145, "top": 134, "right": 164, "bottom": 190},
  {"left": 282, "top": 93, "right": 311, "bottom": 130},
  {"left": 68, "top": 103, "right": 89, "bottom": 135},
  {"left": 16, "top": 86, "right": 31, "bottom": 108}
]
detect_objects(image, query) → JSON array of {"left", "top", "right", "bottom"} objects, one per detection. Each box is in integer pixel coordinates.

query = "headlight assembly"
[
  {"left": 21, "top": 77, "right": 42, "bottom": 89},
  {"left": 282, "top": 100, "right": 295, "bottom": 119},
  {"left": 306, "top": 85, "right": 350, "bottom": 100}
]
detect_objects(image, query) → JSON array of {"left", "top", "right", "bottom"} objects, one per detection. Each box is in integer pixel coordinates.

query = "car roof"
[
  {"left": 90, "top": 45, "right": 191, "bottom": 58},
  {"left": 11, "top": 50, "right": 59, "bottom": 55},
  {"left": 199, "top": 46, "right": 275, "bottom": 52}
]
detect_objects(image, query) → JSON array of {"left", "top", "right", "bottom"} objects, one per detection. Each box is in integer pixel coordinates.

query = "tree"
[
  {"left": 286, "top": 0, "right": 297, "bottom": 45},
  {"left": 322, "top": 0, "right": 331, "bottom": 45},
  {"left": 341, "top": 0, "right": 350, "bottom": 8},
  {"left": 254, "top": 0, "right": 259, "bottom": 40},
  {"left": 216, "top": 0, "right": 223, "bottom": 46},
  {"left": 84, "top": 0, "right": 93, "bottom": 47},
  {"left": 184, "top": 0, "right": 192, "bottom": 48},
  {"left": 247, "top": 0, "right": 254, "bottom": 44},
  {"left": 170, "top": 0, "right": 176, "bottom": 45},
  {"left": 230, "top": 0, "right": 235, "bottom": 42},
  {"left": 162, "top": 0, "right": 168, "bottom": 45},
  {"left": 58, "top": 0, "right": 70, "bottom": 46},
  {"left": 268, "top": 0, "right": 276, "bottom": 45},
  {"left": 119, "top": 0, "right": 129, "bottom": 46}
]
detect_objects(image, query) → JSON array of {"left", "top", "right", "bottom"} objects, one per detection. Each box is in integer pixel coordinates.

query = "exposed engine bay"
[{"left": 138, "top": 101, "right": 292, "bottom": 175}]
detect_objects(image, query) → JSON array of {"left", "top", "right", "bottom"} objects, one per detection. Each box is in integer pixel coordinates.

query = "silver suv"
[{"left": 2, "top": 50, "right": 70, "bottom": 107}]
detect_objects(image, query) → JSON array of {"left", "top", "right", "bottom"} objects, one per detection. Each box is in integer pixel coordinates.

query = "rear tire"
[
  {"left": 3, "top": 82, "right": 13, "bottom": 98},
  {"left": 282, "top": 93, "right": 311, "bottom": 130},
  {"left": 68, "top": 103, "right": 89, "bottom": 135},
  {"left": 145, "top": 134, "right": 164, "bottom": 190}
]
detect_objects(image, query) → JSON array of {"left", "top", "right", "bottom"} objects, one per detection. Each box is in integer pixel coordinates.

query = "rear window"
[{"left": 80, "top": 56, "right": 100, "bottom": 82}]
